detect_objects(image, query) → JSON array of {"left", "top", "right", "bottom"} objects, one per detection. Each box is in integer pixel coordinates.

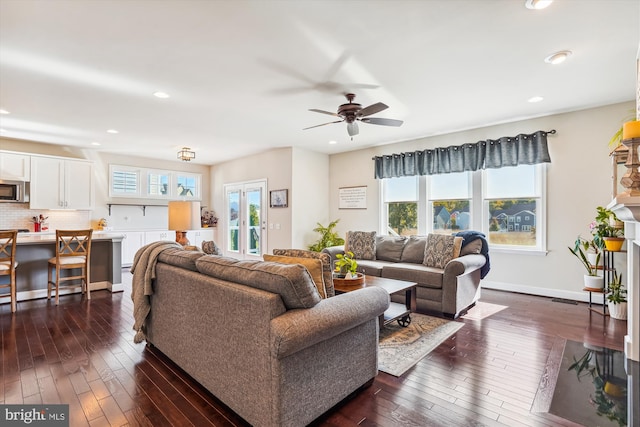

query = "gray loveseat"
[
  {"left": 323, "top": 233, "right": 487, "bottom": 318},
  {"left": 141, "top": 248, "right": 389, "bottom": 427}
]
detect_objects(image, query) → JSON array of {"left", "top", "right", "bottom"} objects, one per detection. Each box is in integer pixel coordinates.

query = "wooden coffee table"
[{"left": 333, "top": 275, "right": 417, "bottom": 328}]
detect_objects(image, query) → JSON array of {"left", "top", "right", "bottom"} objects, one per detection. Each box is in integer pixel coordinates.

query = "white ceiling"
[{"left": 0, "top": 0, "right": 638, "bottom": 166}]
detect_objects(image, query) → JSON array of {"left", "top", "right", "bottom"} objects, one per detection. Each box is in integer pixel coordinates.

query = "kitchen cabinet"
[
  {"left": 188, "top": 228, "right": 215, "bottom": 247},
  {"left": 121, "top": 231, "right": 145, "bottom": 267},
  {"left": 0, "top": 151, "right": 31, "bottom": 181},
  {"left": 144, "top": 230, "right": 176, "bottom": 244},
  {"left": 30, "top": 156, "right": 94, "bottom": 210}
]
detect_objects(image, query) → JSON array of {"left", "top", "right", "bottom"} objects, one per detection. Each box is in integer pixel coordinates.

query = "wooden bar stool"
[
  {"left": 0, "top": 230, "right": 18, "bottom": 313},
  {"left": 48, "top": 229, "right": 93, "bottom": 305}
]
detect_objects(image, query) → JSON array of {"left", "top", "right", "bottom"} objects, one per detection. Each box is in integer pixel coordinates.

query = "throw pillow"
[
  {"left": 459, "top": 238, "right": 483, "bottom": 256},
  {"left": 345, "top": 231, "right": 377, "bottom": 260},
  {"left": 400, "top": 235, "right": 428, "bottom": 264},
  {"left": 201, "top": 240, "right": 220, "bottom": 255},
  {"left": 263, "top": 254, "right": 327, "bottom": 299},
  {"left": 272, "top": 248, "right": 335, "bottom": 297},
  {"left": 423, "top": 234, "right": 464, "bottom": 269}
]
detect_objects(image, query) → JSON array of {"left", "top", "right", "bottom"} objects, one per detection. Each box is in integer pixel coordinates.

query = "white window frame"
[
  {"left": 378, "top": 164, "right": 547, "bottom": 255},
  {"left": 109, "top": 164, "right": 202, "bottom": 200}
]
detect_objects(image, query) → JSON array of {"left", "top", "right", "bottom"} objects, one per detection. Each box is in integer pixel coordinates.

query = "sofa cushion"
[
  {"left": 345, "top": 231, "right": 377, "bottom": 260},
  {"left": 196, "top": 255, "right": 321, "bottom": 309},
  {"left": 400, "top": 235, "right": 427, "bottom": 264},
  {"left": 375, "top": 235, "right": 407, "bottom": 262},
  {"left": 459, "top": 238, "right": 483, "bottom": 256},
  {"left": 263, "top": 254, "right": 327, "bottom": 299},
  {"left": 157, "top": 248, "right": 205, "bottom": 271},
  {"left": 381, "top": 263, "right": 444, "bottom": 289},
  {"left": 423, "top": 234, "right": 463, "bottom": 269},
  {"left": 355, "top": 259, "right": 396, "bottom": 277}
]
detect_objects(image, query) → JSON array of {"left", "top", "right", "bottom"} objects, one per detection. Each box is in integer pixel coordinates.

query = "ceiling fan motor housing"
[{"left": 338, "top": 103, "right": 362, "bottom": 122}]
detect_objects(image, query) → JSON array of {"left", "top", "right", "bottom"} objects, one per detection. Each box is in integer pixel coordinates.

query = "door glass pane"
[
  {"left": 246, "top": 188, "right": 262, "bottom": 255},
  {"left": 228, "top": 190, "right": 240, "bottom": 253}
]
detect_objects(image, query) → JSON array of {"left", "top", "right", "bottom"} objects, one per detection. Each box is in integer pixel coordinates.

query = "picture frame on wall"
[{"left": 270, "top": 189, "right": 288, "bottom": 208}]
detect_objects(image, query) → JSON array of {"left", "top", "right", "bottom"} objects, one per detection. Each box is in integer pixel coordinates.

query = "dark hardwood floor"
[{"left": 0, "top": 271, "right": 628, "bottom": 427}]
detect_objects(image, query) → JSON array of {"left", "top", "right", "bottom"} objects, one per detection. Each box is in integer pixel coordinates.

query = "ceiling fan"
[{"left": 303, "top": 93, "right": 403, "bottom": 137}]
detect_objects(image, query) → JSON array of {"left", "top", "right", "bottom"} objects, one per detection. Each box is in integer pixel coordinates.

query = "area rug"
[
  {"left": 378, "top": 313, "right": 464, "bottom": 377},
  {"left": 460, "top": 301, "right": 508, "bottom": 321}
]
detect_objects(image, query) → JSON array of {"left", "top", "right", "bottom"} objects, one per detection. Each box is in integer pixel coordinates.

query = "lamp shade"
[{"left": 168, "top": 201, "right": 201, "bottom": 231}]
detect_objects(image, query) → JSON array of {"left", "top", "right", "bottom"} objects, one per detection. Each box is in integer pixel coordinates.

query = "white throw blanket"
[{"left": 130, "top": 241, "right": 182, "bottom": 343}]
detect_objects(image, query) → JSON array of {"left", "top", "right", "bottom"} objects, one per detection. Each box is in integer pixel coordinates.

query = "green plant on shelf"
[{"left": 607, "top": 272, "right": 627, "bottom": 304}]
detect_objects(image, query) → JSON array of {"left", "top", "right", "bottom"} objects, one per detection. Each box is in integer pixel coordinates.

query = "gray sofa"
[
  {"left": 143, "top": 248, "right": 390, "bottom": 427},
  {"left": 323, "top": 234, "right": 487, "bottom": 318}
]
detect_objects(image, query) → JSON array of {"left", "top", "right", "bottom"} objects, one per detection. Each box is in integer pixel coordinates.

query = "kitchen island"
[{"left": 11, "top": 232, "right": 124, "bottom": 303}]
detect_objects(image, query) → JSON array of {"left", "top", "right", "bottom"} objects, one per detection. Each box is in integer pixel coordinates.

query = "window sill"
[{"left": 490, "top": 247, "right": 548, "bottom": 256}]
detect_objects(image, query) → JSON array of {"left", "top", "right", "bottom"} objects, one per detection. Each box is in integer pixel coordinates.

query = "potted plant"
[
  {"left": 607, "top": 271, "right": 627, "bottom": 320},
  {"left": 334, "top": 251, "right": 358, "bottom": 279},
  {"left": 569, "top": 238, "right": 602, "bottom": 289},
  {"left": 591, "top": 206, "right": 624, "bottom": 251},
  {"left": 308, "top": 219, "right": 345, "bottom": 252}
]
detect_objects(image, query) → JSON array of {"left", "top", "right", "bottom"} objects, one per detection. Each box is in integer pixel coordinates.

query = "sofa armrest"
[
  {"left": 321, "top": 245, "right": 345, "bottom": 264},
  {"left": 444, "top": 254, "right": 486, "bottom": 278},
  {"left": 270, "top": 286, "right": 389, "bottom": 359}
]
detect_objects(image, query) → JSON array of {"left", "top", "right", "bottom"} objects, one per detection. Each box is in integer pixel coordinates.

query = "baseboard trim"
[
  {"left": 0, "top": 281, "right": 119, "bottom": 304},
  {"left": 481, "top": 280, "right": 601, "bottom": 304}
]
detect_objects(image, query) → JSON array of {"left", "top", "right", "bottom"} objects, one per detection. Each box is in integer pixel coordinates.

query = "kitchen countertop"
[{"left": 16, "top": 231, "right": 125, "bottom": 244}]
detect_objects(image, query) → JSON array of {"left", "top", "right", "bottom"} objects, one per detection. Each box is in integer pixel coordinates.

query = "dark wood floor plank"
[{"left": 1, "top": 269, "right": 630, "bottom": 427}]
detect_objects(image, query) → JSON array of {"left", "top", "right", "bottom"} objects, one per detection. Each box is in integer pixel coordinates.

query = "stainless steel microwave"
[{"left": 0, "top": 179, "right": 30, "bottom": 203}]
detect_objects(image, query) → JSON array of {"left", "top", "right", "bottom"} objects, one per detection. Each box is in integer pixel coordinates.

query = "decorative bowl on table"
[{"left": 332, "top": 272, "right": 365, "bottom": 287}]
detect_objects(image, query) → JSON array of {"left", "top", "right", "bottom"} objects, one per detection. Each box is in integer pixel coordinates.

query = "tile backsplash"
[{"left": 0, "top": 204, "right": 91, "bottom": 231}]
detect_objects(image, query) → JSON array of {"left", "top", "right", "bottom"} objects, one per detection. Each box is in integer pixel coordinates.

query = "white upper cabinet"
[
  {"left": 0, "top": 151, "right": 31, "bottom": 181},
  {"left": 30, "top": 156, "right": 94, "bottom": 210}
]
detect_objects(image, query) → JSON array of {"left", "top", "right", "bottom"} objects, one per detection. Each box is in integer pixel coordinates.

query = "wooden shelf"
[
  {"left": 107, "top": 203, "right": 167, "bottom": 216},
  {"left": 583, "top": 287, "right": 604, "bottom": 293}
]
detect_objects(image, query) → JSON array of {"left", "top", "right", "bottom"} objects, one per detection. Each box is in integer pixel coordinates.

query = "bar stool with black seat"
[
  {"left": 48, "top": 229, "right": 93, "bottom": 305},
  {"left": 0, "top": 230, "right": 18, "bottom": 313}
]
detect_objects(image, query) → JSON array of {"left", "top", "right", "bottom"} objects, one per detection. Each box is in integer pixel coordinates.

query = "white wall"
[
  {"left": 291, "top": 147, "right": 329, "bottom": 249},
  {"left": 327, "top": 101, "right": 635, "bottom": 300}
]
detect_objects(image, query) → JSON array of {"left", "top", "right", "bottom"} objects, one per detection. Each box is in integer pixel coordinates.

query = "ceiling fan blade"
[
  {"left": 359, "top": 102, "right": 388, "bottom": 117},
  {"left": 361, "top": 117, "right": 404, "bottom": 127},
  {"left": 303, "top": 120, "right": 343, "bottom": 130},
  {"left": 309, "top": 108, "right": 340, "bottom": 117},
  {"left": 347, "top": 122, "right": 359, "bottom": 136}
]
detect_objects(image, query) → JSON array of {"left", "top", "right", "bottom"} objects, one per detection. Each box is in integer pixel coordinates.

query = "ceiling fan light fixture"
[
  {"left": 525, "top": 0, "right": 553, "bottom": 10},
  {"left": 177, "top": 147, "right": 195, "bottom": 162},
  {"left": 544, "top": 50, "right": 572, "bottom": 65}
]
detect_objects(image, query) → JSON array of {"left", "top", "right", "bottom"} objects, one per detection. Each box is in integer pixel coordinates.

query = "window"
[
  {"left": 109, "top": 165, "right": 201, "bottom": 200},
  {"left": 484, "top": 164, "right": 544, "bottom": 249},
  {"left": 429, "top": 172, "right": 471, "bottom": 235},
  {"left": 109, "top": 166, "right": 140, "bottom": 197},
  {"left": 382, "top": 176, "right": 418, "bottom": 236},
  {"left": 148, "top": 170, "right": 170, "bottom": 197},
  {"left": 379, "top": 163, "right": 546, "bottom": 252}
]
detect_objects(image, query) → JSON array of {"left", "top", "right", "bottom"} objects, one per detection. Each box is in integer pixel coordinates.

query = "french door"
[{"left": 224, "top": 180, "right": 267, "bottom": 260}]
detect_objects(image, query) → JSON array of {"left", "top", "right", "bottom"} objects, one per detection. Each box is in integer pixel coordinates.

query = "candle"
[{"left": 622, "top": 120, "right": 640, "bottom": 140}]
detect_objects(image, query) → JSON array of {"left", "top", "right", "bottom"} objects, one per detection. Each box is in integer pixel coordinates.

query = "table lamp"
[{"left": 168, "top": 200, "right": 201, "bottom": 246}]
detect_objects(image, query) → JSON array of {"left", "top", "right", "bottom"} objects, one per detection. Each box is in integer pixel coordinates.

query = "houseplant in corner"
[
  {"left": 569, "top": 237, "right": 602, "bottom": 289},
  {"left": 607, "top": 271, "right": 627, "bottom": 320}
]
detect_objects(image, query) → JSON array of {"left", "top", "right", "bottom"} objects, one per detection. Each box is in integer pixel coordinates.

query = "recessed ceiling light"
[
  {"left": 107, "top": 129, "right": 119, "bottom": 134},
  {"left": 0, "top": 109, "right": 10, "bottom": 114},
  {"left": 153, "top": 91, "right": 170, "bottom": 99},
  {"left": 528, "top": 96, "right": 544, "bottom": 103},
  {"left": 525, "top": 0, "right": 553, "bottom": 10},
  {"left": 91, "top": 142, "right": 101, "bottom": 146},
  {"left": 329, "top": 140, "right": 337, "bottom": 145},
  {"left": 544, "top": 50, "right": 572, "bottom": 65}
]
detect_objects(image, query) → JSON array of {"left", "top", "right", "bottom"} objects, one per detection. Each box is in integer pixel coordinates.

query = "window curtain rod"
[{"left": 373, "top": 129, "right": 555, "bottom": 179}]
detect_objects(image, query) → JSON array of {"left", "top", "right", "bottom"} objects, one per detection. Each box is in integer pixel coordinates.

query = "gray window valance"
[{"left": 373, "top": 130, "right": 554, "bottom": 179}]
